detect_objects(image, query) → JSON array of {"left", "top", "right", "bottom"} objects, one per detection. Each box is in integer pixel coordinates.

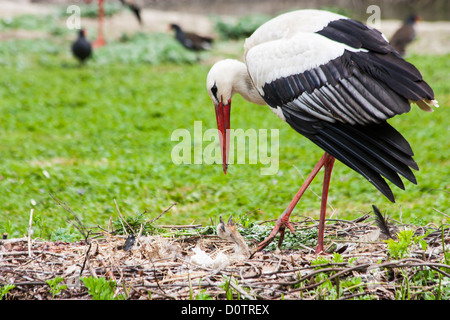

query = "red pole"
[{"left": 92, "top": 0, "right": 106, "bottom": 47}]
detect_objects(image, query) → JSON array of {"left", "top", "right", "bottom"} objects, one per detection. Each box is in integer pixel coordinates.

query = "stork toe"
[{"left": 252, "top": 215, "right": 296, "bottom": 256}]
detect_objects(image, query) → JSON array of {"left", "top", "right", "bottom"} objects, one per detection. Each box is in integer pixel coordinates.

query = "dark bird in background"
[
  {"left": 390, "top": 14, "right": 422, "bottom": 56},
  {"left": 71, "top": 29, "right": 92, "bottom": 64},
  {"left": 169, "top": 23, "right": 213, "bottom": 51},
  {"left": 120, "top": 0, "right": 143, "bottom": 25}
]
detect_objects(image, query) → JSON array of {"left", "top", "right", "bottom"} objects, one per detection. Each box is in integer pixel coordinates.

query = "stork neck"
[{"left": 231, "top": 62, "right": 266, "bottom": 106}]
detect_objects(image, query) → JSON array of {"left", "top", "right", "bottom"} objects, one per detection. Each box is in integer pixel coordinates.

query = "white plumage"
[
  {"left": 246, "top": 33, "right": 347, "bottom": 92},
  {"left": 244, "top": 10, "right": 346, "bottom": 50},
  {"left": 244, "top": 10, "right": 370, "bottom": 92}
]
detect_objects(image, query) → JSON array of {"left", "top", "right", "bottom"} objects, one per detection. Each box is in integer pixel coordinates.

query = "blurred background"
[
  {"left": 2, "top": 0, "right": 450, "bottom": 57},
  {"left": 22, "top": 0, "right": 450, "bottom": 19}
]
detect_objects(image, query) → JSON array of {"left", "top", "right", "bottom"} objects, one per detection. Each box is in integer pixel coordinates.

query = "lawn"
[{"left": 0, "top": 22, "right": 449, "bottom": 241}]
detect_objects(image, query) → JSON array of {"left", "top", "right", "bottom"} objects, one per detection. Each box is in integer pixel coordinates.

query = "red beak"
[{"left": 215, "top": 99, "right": 231, "bottom": 174}]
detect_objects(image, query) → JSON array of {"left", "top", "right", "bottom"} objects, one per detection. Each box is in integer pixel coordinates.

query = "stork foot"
[
  {"left": 250, "top": 212, "right": 296, "bottom": 257},
  {"left": 249, "top": 153, "right": 335, "bottom": 258},
  {"left": 315, "top": 244, "right": 326, "bottom": 255}
]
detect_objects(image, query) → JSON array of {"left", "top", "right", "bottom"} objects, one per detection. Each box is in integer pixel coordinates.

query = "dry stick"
[
  {"left": 228, "top": 279, "right": 257, "bottom": 300},
  {"left": 290, "top": 263, "right": 372, "bottom": 293},
  {"left": 150, "top": 258, "right": 166, "bottom": 295},
  {"left": 149, "top": 202, "right": 177, "bottom": 225},
  {"left": 137, "top": 202, "right": 178, "bottom": 239},
  {"left": 80, "top": 242, "right": 93, "bottom": 276},
  {"left": 338, "top": 292, "right": 369, "bottom": 300},
  {"left": 433, "top": 207, "right": 450, "bottom": 220},
  {"left": 0, "top": 237, "right": 28, "bottom": 244},
  {"left": 381, "top": 259, "right": 450, "bottom": 278},
  {"left": 159, "top": 224, "right": 201, "bottom": 229},
  {"left": 99, "top": 258, "right": 116, "bottom": 281},
  {"left": 1, "top": 251, "right": 66, "bottom": 258},
  {"left": 114, "top": 199, "right": 132, "bottom": 235},
  {"left": 27, "top": 209, "right": 34, "bottom": 258},
  {"left": 50, "top": 194, "right": 90, "bottom": 241},
  {"left": 289, "top": 258, "right": 450, "bottom": 293},
  {"left": 88, "top": 261, "right": 98, "bottom": 278}
]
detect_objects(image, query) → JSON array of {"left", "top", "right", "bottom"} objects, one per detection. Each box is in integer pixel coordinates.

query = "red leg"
[
  {"left": 253, "top": 152, "right": 335, "bottom": 255},
  {"left": 315, "top": 156, "right": 335, "bottom": 254}
]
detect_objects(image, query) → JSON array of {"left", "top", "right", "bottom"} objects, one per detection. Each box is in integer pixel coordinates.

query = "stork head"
[
  {"left": 206, "top": 60, "right": 238, "bottom": 174},
  {"left": 207, "top": 59, "right": 265, "bottom": 174}
]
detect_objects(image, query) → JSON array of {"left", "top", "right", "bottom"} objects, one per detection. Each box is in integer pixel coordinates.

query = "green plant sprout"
[
  {"left": 188, "top": 276, "right": 213, "bottom": 300},
  {"left": 309, "top": 253, "right": 368, "bottom": 300},
  {"left": 81, "top": 276, "right": 125, "bottom": 300},
  {"left": 46, "top": 277, "right": 67, "bottom": 299},
  {"left": 220, "top": 275, "right": 241, "bottom": 300},
  {"left": 0, "top": 284, "right": 15, "bottom": 300},
  {"left": 385, "top": 229, "right": 428, "bottom": 259}
]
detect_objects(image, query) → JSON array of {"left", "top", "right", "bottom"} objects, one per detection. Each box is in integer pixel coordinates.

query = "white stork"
[{"left": 206, "top": 9, "right": 438, "bottom": 254}]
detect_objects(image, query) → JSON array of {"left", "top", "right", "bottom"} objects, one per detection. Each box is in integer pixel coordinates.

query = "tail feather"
[
  {"left": 310, "top": 120, "right": 418, "bottom": 202},
  {"left": 314, "top": 135, "right": 396, "bottom": 201},
  {"left": 343, "top": 122, "right": 418, "bottom": 169},
  {"left": 415, "top": 99, "right": 439, "bottom": 113},
  {"left": 323, "top": 123, "right": 417, "bottom": 183},
  {"left": 372, "top": 205, "right": 393, "bottom": 239}
]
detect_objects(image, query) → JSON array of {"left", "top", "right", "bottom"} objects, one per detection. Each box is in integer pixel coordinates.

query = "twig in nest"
[
  {"left": 115, "top": 201, "right": 177, "bottom": 237},
  {"left": 114, "top": 199, "right": 134, "bottom": 235},
  {"left": 150, "top": 258, "right": 166, "bottom": 295},
  {"left": 50, "top": 193, "right": 91, "bottom": 242},
  {"left": 228, "top": 278, "right": 257, "bottom": 300},
  {"left": 159, "top": 224, "right": 201, "bottom": 229},
  {"left": 138, "top": 202, "right": 177, "bottom": 237},
  {"left": 27, "top": 209, "right": 34, "bottom": 258},
  {"left": 80, "top": 242, "right": 93, "bottom": 276},
  {"left": 148, "top": 202, "right": 177, "bottom": 225},
  {"left": 372, "top": 205, "right": 392, "bottom": 239},
  {"left": 99, "top": 258, "right": 116, "bottom": 281}
]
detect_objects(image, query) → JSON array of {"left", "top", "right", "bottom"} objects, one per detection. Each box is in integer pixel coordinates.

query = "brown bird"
[
  {"left": 170, "top": 24, "right": 213, "bottom": 52},
  {"left": 390, "top": 14, "right": 421, "bottom": 56}
]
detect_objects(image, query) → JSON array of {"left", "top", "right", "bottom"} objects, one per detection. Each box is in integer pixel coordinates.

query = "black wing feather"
[
  {"left": 258, "top": 17, "right": 435, "bottom": 202},
  {"left": 281, "top": 105, "right": 416, "bottom": 201},
  {"left": 317, "top": 18, "right": 391, "bottom": 54},
  {"left": 372, "top": 205, "right": 393, "bottom": 239},
  {"left": 317, "top": 18, "right": 434, "bottom": 102}
]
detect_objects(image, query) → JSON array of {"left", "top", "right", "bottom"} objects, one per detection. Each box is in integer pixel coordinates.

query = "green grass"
[{"left": 0, "top": 29, "right": 448, "bottom": 240}]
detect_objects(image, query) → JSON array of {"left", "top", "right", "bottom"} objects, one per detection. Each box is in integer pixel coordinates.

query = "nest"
[{"left": 1, "top": 210, "right": 449, "bottom": 300}]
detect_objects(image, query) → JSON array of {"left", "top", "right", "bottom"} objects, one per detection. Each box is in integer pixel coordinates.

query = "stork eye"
[{"left": 211, "top": 83, "right": 218, "bottom": 100}]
